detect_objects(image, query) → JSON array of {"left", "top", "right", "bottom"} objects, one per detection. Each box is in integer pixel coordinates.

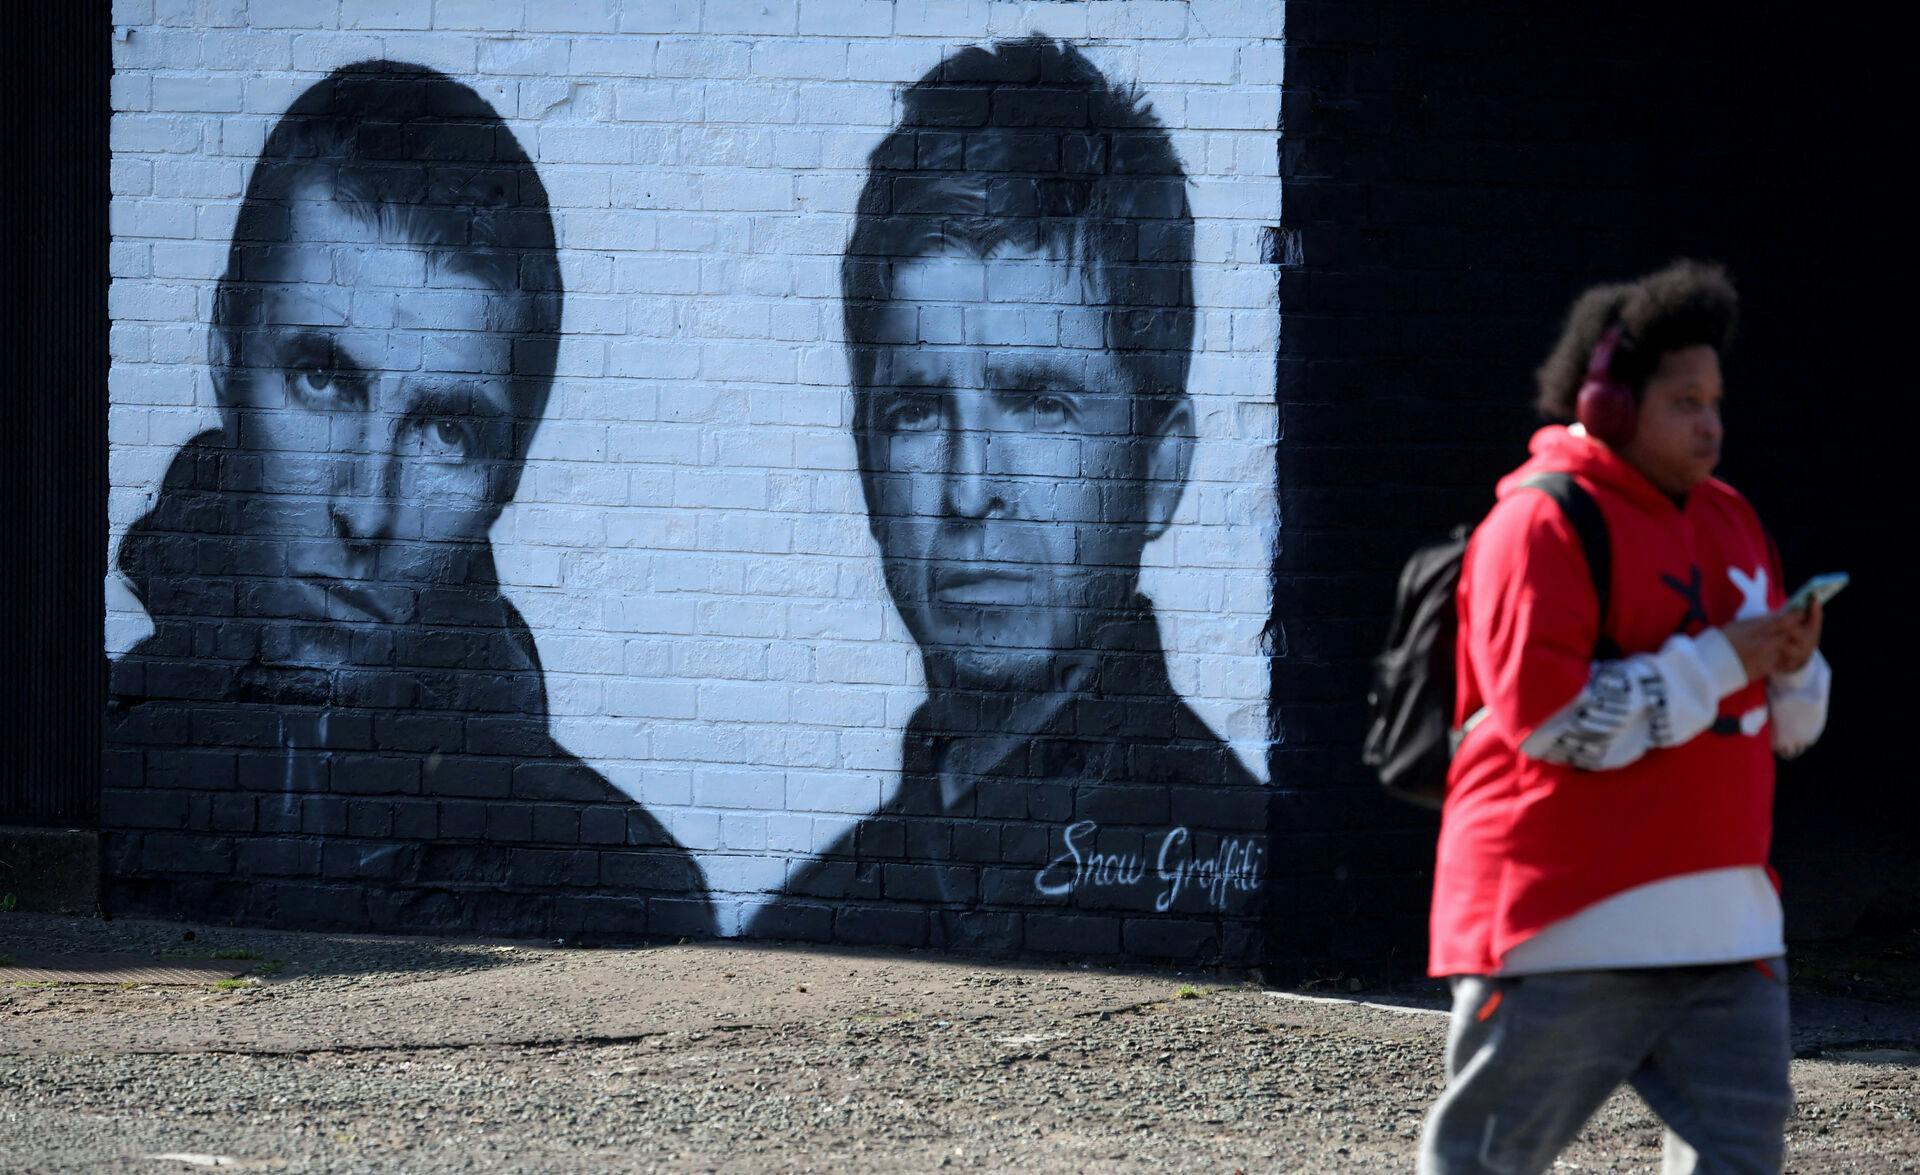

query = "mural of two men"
[{"left": 106, "top": 40, "right": 1270, "bottom": 960}]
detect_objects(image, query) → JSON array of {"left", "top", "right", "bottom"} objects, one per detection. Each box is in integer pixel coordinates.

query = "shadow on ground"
[{"left": 0, "top": 911, "right": 536, "bottom": 983}]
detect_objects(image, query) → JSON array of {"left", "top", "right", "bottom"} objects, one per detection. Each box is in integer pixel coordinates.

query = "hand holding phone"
[{"left": 1786, "top": 572, "right": 1848, "bottom": 613}]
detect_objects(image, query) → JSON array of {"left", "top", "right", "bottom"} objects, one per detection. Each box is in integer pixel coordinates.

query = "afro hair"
[{"left": 1535, "top": 259, "right": 1739, "bottom": 421}]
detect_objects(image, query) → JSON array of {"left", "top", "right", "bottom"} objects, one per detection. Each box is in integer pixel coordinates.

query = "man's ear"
[{"left": 1141, "top": 396, "right": 1194, "bottom": 541}]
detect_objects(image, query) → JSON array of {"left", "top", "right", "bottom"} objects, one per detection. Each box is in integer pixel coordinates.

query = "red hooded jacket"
[{"left": 1430, "top": 426, "right": 1783, "bottom": 977}]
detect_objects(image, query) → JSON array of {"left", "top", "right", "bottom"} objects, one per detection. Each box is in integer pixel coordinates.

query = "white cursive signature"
[{"left": 1034, "top": 820, "right": 1265, "bottom": 912}]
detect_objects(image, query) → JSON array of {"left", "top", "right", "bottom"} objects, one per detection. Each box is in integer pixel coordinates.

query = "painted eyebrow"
[
  {"left": 275, "top": 329, "right": 369, "bottom": 385},
  {"left": 403, "top": 380, "right": 512, "bottom": 422},
  {"left": 985, "top": 356, "right": 1097, "bottom": 396},
  {"left": 277, "top": 328, "right": 339, "bottom": 365}
]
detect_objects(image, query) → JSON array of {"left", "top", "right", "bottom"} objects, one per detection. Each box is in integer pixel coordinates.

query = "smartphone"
[{"left": 1786, "top": 572, "right": 1848, "bottom": 612}]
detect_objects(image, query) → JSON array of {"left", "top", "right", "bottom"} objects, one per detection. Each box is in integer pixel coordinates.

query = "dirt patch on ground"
[{"left": 4, "top": 914, "right": 1917, "bottom": 1172}]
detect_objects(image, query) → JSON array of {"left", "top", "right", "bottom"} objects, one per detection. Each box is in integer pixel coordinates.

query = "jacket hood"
[{"left": 1497, "top": 424, "right": 1701, "bottom": 514}]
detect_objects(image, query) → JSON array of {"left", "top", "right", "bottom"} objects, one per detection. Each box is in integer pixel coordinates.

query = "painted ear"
[
  {"left": 206, "top": 324, "right": 236, "bottom": 408},
  {"left": 852, "top": 429, "right": 888, "bottom": 542},
  {"left": 1141, "top": 396, "right": 1194, "bottom": 541}
]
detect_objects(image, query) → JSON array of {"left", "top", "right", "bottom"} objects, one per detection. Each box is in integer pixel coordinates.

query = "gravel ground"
[{"left": 4, "top": 913, "right": 1919, "bottom": 1172}]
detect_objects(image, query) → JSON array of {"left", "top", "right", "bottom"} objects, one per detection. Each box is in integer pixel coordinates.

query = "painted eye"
[
  {"left": 1034, "top": 395, "right": 1070, "bottom": 426},
  {"left": 288, "top": 367, "right": 339, "bottom": 403},
  {"left": 883, "top": 396, "right": 940, "bottom": 432},
  {"left": 414, "top": 418, "right": 474, "bottom": 460}
]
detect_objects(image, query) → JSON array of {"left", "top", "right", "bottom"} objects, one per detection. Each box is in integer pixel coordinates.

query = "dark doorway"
[{"left": 0, "top": 4, "right": 111, "bottom": 826}]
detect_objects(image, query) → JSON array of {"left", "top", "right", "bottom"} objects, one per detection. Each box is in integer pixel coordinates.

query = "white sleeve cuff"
[
  {"left": 1771, "top": 649, "right": 1825, "bottom": 693},
  {"left": 1769, "top": 648, "right": 1832, "bottom": 757},
  {"left": 1695, "top": 627, "right": 1750, "bottom": 699}
]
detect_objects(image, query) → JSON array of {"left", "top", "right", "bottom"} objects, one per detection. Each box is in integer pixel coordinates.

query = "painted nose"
[
  {"left": 942, "top": 422, "right": 998, "bottom": 520},
  {"left": 328, "top": 420, "right": 400, "bottom": 545}
]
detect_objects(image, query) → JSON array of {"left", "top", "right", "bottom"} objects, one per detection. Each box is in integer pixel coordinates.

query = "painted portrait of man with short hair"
[{"left": 106, "top": 61, "right": 712, "bottom": 939}]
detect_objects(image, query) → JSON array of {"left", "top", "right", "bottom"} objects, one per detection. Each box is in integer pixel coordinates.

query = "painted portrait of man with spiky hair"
[{"left": 751, "top": 39, "right": 1268, "bottom": 960}]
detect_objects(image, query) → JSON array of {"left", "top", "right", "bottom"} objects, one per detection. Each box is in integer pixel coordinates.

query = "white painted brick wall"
[{"left": 106, "top": 0, "right": 1284, "bottom": 931}]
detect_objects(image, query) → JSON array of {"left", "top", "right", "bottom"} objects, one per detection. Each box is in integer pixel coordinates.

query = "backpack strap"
[
  {"left": 1517, "top": 472, "right": 1621, "bottom": 661},
  {"left": 1452, "top": 472, "right": 1620, "bottom": 753}
]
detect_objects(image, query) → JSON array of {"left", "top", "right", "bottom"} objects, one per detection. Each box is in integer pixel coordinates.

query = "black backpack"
[{"left": 1362, "top": 473, "right": 1612, "bottom": 809}]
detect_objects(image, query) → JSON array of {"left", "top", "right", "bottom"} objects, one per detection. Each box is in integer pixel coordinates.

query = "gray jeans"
[{"left": 1417, "top": 960, "right": 1792, "bottom": 1174}]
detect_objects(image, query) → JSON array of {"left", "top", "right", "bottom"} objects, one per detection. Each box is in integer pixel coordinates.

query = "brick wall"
[
  {"left": 1, "top": 5, "right": 110, "bottom": 827},
  {"left": 1271, "top": 1, "right": 1728, "bottom": 976},
  {"left": 102, "top": 0, "right": 1286, "bottom": 961},
  {"left": 1271, "top": 0, "right": 1909, "bottom": 978},
  {"left": 70, "top": 0, "right": 1912, "bottom": 972}
]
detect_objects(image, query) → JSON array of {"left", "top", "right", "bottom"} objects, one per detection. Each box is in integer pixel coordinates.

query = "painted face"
[
  {"left": 222, "top": 185, "right": 521, "bottom": 667},
  {"left": 860, "top": 248, "right": 1185, "bottom": 694},
  {"left": 1622, "top": 344, "right": 1724, "bottom": 497}
]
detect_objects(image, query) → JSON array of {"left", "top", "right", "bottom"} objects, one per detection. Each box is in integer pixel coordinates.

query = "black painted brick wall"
[
  {"left": 1269, "top": 1, "right": 1907, "bottom": 981},
  {"left": 0, "top": 2, "right": 110, "bottom": 828}
]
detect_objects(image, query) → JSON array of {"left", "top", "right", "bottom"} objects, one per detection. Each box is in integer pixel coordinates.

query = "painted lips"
[
  {"left": 289, "top": 574, "right": 399, "bottom": 625},
  {"left": 931, "top": 564, "right": 1032, "bottom": 606}
]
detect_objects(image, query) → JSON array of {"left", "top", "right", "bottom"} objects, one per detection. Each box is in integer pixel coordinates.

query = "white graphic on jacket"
[{"left": 1728, "top": 565, "right": 1770, "bottom": 619}]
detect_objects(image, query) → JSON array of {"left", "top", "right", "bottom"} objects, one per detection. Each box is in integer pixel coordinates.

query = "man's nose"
[
  {"left": 1701, "top": 403, "right": 1725, "bottom": 443},
  {"left": 941, "top": 419, "right": 999, "bottom": 521},
  {"left": 329, "top": 415, "right": 401, "bottom": 544}
]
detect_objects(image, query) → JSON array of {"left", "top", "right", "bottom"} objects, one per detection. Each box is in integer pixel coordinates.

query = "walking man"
[{"left": 1419, "top": 260, "right": 1831, "bottom": 1173}]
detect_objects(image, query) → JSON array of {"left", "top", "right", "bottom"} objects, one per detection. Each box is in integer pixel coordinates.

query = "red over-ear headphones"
[{"left": 1574, "top": 324, "right": 1636, "bottom": 447}]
